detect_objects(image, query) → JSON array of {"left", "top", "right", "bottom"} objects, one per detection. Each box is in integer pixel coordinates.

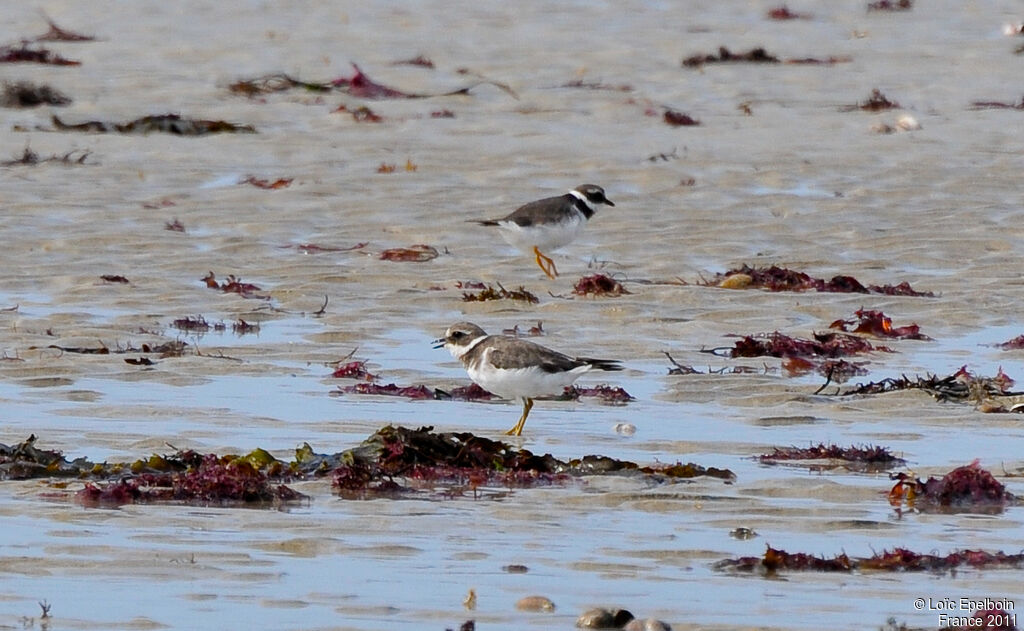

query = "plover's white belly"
[
  {"left": 468, "top": 361, "right": 590, "bottom": 401},
  {"left": 495, "top": 215, "right": 584, "bottom": 253}
]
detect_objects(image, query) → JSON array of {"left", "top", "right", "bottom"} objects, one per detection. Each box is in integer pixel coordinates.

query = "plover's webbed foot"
[
  {"left": 533, "top": 246, "right": 558, "bottom": 279},
  {"left": 505, "top": 398, "right": 534, "bottom": 436}
]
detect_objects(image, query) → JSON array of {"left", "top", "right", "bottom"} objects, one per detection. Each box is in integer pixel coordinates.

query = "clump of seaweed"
[
  {"left": 331, "top": 360, "right": 378, "bottom": 380},
  {"left": 2, "top": 429, "right": 734, "bottom": 503},
  {"left": 51, "top": 114, "right": 255, "bottom": 135},
  {"left": 708, "top": 264, "right": 932, "bottom": 296},
  {"left": 29, "top": 340, "right": 188, "bottom": 358},
  {"left": 0, "top": 44, "right": 79, "bottom": 66},
  {"left": 379, "top": 244, "right": 438, "bottom": 262},
  {"left": 836, "top": 366, "right": 1020, "bottom": 402},
  {"left": 172, "top": 315, "right": 225, "bottom": 333},
  {"left": 759, "top": 443, "right": 906, "bottom": 472},
  {"left": 202, "top": 272, "right": 268, "bottom": 299},
  {"left": 228, "top": 73, "right": 334, "bottom": 97},
  {"left": 230, "top": 65, "right": 516, "bottom": 100},
  {"left": 337, "top": 104, "right": 384, "bottom": 123},
  {"left": 338, "top": 382, "right": 435, "bottom": 399},
  {"left": 767, "top": 6, "right": 812, "bottom": 19},
  {"left": 392, "top": 55, "right": 435, "bottom": 68},
  {"left": 77, "top": 453, "right": 305, "bottom": 507},
  {"left": 559, "top": 384, "right": 635, "bottom": 403},
  {"left": 725, "top": 331, "right": 886, "bottom": 359},
  {"left": 716, "top": 544, "right": 1024, "bottom": 574},
  {"left": 240, "top": 175, "right": 292, "bottom": 189},
  {"left": 840, "top": 88, "right": 900, "bottom": 112},
  {"left": 1, "top": 81, "right": 71, "bottom": 107},
  {"left": 330, "top": 425, "right": 734, "bottom": 497},
  {"left": 2, "top": 145, "right": 91, "bottom": 166},
  {"left": 997, "top": 334, "right": 1024, "bottom": 350},
  {"left": 829, "top": 309, "right": 931, "bottom": 340},
  {"left": 34, "top": 16, "right": 96, "bottom": 42},
  {"left": 969, "top": 97, "right": 1024, "bottom": 110},
  {"left": 867, "top": 0, "right": 912, "bottom": 11},
  {"left": 572, "top": 274, "right": 630, "bottom": 297},
  {"left": 663, "top": 108, "right": 700, "bottom": 126},
  {"left": 683, "top": 46, "right": 780, "bottom": 68},
  {"left": 889, "top": 461, "right": 1015, "bottom": 510},
  {"left": 462, "top": 283, "right": 539, "bottom": 304}
]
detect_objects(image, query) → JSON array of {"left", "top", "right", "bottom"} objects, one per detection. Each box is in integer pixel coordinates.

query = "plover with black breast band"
[
  {"left": 434, "top": 322, "right": 623, "bottom": 436},
  {"left": 473, "top": 184, "right": 614, "bottom": 279}
]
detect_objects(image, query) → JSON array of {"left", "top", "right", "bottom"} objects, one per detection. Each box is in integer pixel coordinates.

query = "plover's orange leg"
[
  {"left": 533, "top": 246, "right": 558, "bottom": 279},
  {"left": 505, "top": 398, "right": 534, "bottom": 436}
]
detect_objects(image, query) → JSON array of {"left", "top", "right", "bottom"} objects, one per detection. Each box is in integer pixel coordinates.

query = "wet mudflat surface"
[{"left": 1, "top": 1, "right": 1023, "bottom": 629}]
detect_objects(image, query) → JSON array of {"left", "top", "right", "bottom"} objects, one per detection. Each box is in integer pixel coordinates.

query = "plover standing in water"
[
  {"left": 435, "top": 322, "right": 623, "bottom": 436},
  {"left": 473, "top": 184, "right": 614, "bottom": 279}
]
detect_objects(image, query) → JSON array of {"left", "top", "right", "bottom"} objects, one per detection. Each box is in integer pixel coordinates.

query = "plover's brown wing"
[{"left": 462, "top": 335, "right": 584, "bottom": 373}]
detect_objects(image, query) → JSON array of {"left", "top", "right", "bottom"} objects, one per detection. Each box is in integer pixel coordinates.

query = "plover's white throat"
[
  {"left": 474, "top": 184, "right": 614, "bottom": 279},
  {"left": 434, "top": 322, "right": 623, "bottom": 436}
]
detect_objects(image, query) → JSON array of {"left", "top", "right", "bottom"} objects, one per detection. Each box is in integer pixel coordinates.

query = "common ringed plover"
[
  {"left": 474, "top": 184, "right": 614, "bottom": 279},
  {"left": 435, "top": 322, "right": 623, "bottom": 436}
]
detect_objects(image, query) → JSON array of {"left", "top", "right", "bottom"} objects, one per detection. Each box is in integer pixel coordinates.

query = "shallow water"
[{"left": 2, "top": 1, "right": 1024, "bottom": 629}]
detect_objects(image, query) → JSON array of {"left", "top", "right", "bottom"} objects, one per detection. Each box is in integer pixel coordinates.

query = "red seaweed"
[
  {"left": 708, "top": 264, "right": 933, "bottom": 296},
  {"left": 331, "top": 63, "right": 418, "bottom": 99},
  {"left": 829, "top": 309, "right": 931, "bottom": 340},
  {"left": 717, "top": 544, "right": 1024, "bottom": 573},
  {"left": 663, "top": 109, "right": 700, "bottom": 126},
  {"left": 240, "top": 175, "right": 293, "bottom": 189},
  {"left": 997, "top": 334, "right": 1024, "bottom": 350},
  {"left": 339, "top": 382, "right": 435, "bottom": 399},
  {"left": 572, "top": 274, "right": 630, "bottom": 297},
  {"left": 767, "top": 6, "right": 812, "bottom": 19},
  {"left": 0, "top": 44, "right": 79, "bottom": 66},
  {"left": 889, "top": 461, "right": 1015, "bottom": 509},
  {"left": 331, "top": 360, "right": 377, "bottom": 380},
  {"left": 202, "top": 272, "right": 268, "bottom": 298},
  {"left": 727, "top": 331, "right": 884, "bottom": 359},
  {"left": 379, "top": 244, "right": 438, "bottom": 262},
  {"left": 559, "top": 384, "right": 635, "bottom": 403},
  {"left": 100, "top": 274, "right": 130, "bottom": 284},
  {"left": 34, "top": 17, "right": 96, "bottom": 42}
]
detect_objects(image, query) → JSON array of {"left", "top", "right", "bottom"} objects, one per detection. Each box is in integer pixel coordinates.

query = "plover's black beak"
[
  {"left": 605, "top": 198, "right": 615, "bottom": 207},
  {"left": 432, "top": 338, "right": 446, "bottom": 349}
]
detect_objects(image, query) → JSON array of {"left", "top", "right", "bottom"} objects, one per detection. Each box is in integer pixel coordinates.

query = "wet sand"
[{"left": 1, "top": 1, "right": 1023, "bottom": 629}]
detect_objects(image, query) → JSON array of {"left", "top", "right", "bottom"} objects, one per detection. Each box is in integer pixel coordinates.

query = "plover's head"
[
  {"left": 571, "top": 184, "right": 615, "bottom": 208},
  {"left": 434, "top": 322, "right": 488, "bottom": 359}
]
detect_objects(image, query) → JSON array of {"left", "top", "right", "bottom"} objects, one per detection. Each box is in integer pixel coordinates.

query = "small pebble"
[
  {"left": 896, "top": 114, "right": 921, "bottom": 131},
  {"left": 613, "top": 422, "right": 636, "bottom": 436},
  {"left": 516, "top": 595, "right": 555, "bottom": 612},
  {"left": 718, "top": 273, "right": 752, "bottom": 289},
  {"left": 623, "top": 618, "right": 672, "bottom": 631},
  {"left": 576, "top": 607, "right": 635, "bottom": 629},
  {"left": 729, "top": 527, "right": 758, "bottom": 540}
]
